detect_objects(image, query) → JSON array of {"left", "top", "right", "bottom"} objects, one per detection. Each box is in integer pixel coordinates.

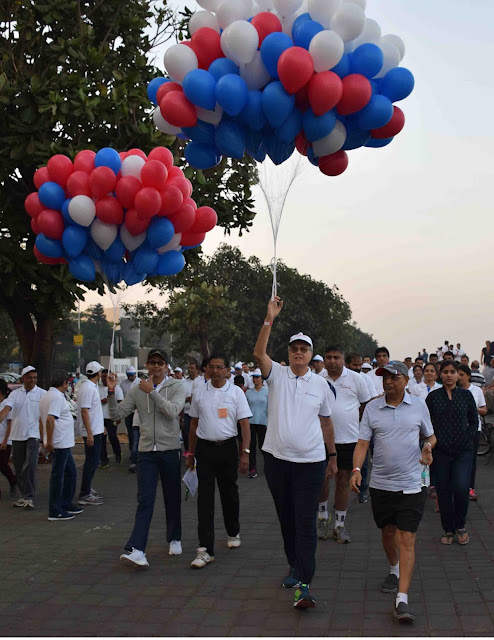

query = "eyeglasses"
[
  {"left": 289, "top": 345, "right": 311, "bottom": 354},
  {"left": 208, "top": 365, "right": 226, "bottom": 371},
  {"left": 148, "top": 360, "right": 165, "bottom": 367}
]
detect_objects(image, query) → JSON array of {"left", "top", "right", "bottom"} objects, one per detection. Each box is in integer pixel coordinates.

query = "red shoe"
[{"left": 469, "top": 489, "right": 478, "bottom": 501}]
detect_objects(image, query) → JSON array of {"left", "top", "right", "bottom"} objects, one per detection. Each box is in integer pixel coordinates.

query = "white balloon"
[
  {"left": 313, "top": 121, "right": 346, "bottom": 157},
  {"left": 121, "top": 155, "right": 146, "bottom": 179},
  {"left": 255, "top": 0, "right": 274, "bottom": 9},
  {"left": 351, "top": 18, "right": 381, "bottom": 48},
  {"left": 221, "top": 21, "right": 259, "bottom": 65},
  {"left": 197, "top": 0, "right": 219, "bottom": 11},
  {"left": 343, "top": 0, "right": 366, "bottom": 9},
  {"left": 308, "top": 0, "right": 341, "bottom": 28},
  {"left": 196, "top": 103, "right": 224, "bottom": 125},
  {"left": 309, "top": 29, "right": 344, "bottom": 72},
  {"left": 91, "top": 219, "right": 118, "bottom": 251},
  {"left": 240, "top": 0, "right": 255, "bottom": 15},
  {"left": 157, "top": 233, "right": 182, "bottom": 255},
  {"left": 120, "top": 225, "right": 146, "bottom": 251},
  {"left": 375, "top": 41, "right": 401, "bottom": 78},
  {"left": 240, "top": 51, "right": 271, "bottom": 89},
  {"left": 330, "top": 3, "right": 365, "bottom": 42},
  {"left": 68, "top": 195, "right": 96, "bottom": 227},
  {"left": 273, "top": 0, "right": 303, "bottom": 18},
  {"left": 381, "top": 34, "right": 405, "bottom": 61},
  {"left": 164, "top": 44, "right": 198, "bottom": 83},
  {"left": 216, "top": 0, "right": 251, "bottom": 29},
  {"left": 153, "top": 108, "right": 182, "bottom": 136},
  {"left": 189, "top": 11, "right": 220, "bottom": 35}
]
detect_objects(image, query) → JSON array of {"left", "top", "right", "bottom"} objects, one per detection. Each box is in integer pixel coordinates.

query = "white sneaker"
[
  {"left": 90, "top": 488, "right": 103, "bottom": 499},
  {"left": 12, "top": 498, "right": 26, "bottom": 508},
  {"left": 190, "top": 547, "right": 214, "bottom": 569},
  {"left": 78, "top": 494, "right": 104, "bottom": 505},
  {"left": 120, "top": 548, "right": 149, "bottom": 568},
  {"left": 23, "top": 499, "right": 35, "bottom": 509},
  {"left": 169, "top": 540, "right": 182, "bottom": 556},
  {"left": 227, "top": 534, "right": 241, "bottom": 549}
]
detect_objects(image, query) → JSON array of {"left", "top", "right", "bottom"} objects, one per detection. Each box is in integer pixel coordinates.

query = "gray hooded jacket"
[{"left": 108, "top": 377, "right": 186, "bottom": 452}]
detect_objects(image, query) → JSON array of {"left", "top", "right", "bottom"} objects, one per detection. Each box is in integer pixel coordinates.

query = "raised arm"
[{"left": 253, "top": 296, "right": 284, "bottom": 378}]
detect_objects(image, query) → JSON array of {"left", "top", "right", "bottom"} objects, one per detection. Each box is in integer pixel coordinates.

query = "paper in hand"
[{"left": 182, "top": 467, "right": 198, "bottom": 497}]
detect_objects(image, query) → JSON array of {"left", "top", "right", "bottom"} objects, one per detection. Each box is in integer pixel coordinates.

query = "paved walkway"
[{"left": 1, "top": 447, "right": 494, "bottom": 637}]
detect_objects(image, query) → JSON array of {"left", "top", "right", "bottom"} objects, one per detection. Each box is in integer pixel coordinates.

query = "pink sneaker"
[{"left": 469, "top": 489, "right": 478, "bottom": 501}]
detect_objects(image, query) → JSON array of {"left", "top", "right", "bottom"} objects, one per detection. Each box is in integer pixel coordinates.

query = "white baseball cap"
[
  {"left": 234, "top": 361, "right": 243, "bottom": 369},
  {"left": 252, "top": 368, "right": 262, "bottom": 377},
  {"left": 174, "top": 367, "right": 183, "bottom": 373},
  {"left": 312, "top": 354, "right": 324, "bottom": 362},
  {"left": 362, "top": 363, "right": 372, "bottom": 370},
  {"left": 289, "top": 332, "right": 313, "bottom": 349},
  {"left": 86, "top": 361, "right": 104, "bottom": 376},
  {"left": 21, "top": 365, "right": 36, "bottom": 377},
  {"left": 126, "top": 366, "right": 136, "bottom": 375}
]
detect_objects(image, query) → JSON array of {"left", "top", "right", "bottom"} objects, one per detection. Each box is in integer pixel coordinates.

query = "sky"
[{"left": 85, "top": 0, "right": 494, "bottom": 363}]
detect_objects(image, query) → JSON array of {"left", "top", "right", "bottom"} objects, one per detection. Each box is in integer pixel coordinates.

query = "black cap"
[{"left": 147, "top": 349, "right": 168, "bottom": 363}]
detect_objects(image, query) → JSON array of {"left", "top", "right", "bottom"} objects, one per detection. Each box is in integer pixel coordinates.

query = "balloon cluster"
[
  {"left": 25, "top": 147, "right": 218, "bottom": 284},
  {"left": 148, "top": 0, "right": 415, "bottom": 177}
]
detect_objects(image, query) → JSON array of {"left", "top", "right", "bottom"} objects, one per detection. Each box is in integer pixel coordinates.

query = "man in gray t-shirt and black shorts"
[{"left": 350, "top": 362, "right": 436, "bottom": 624}]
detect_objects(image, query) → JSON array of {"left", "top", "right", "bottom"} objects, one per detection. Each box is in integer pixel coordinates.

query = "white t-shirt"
[
  {"left": 367, "top": 368, "right": 384, "bottom": 395},
  {"left": 0, "top": 398, "right": 12, "bottom": 445},
  {"left": 100, "top": 384, "right": 123, "bottom": 419},
  {"left": 191, "top": 375, "right": 207, "bottom": 397},
  {"left": 5, "top": 385, "right": 46, "bottom": 441},
  {"left": 241, "top": 372, "right": 254, "bottom": 389},
  {"left": 39, "top": 387, "right": 75, "bottom": 449},
  {"left": 189, "top": 379, "right": 252, "bottom": 441},
  {"left": 410, "top": 381, "right": 442, "bottom": 400},
  {"left": 317, "top": 368, "right": 329, "bottom": 379},
  {"left": 262, "top": 361, "right": 333, "bottom": 464},
  {"left": 468, "top": 383, "right": 486, "bottom": 431},
  {"left": 77, "top": 380, "right": 104, "bottom": 437},
  {"left": 360, "top": 371, "right": 377, "bottom": 399},
  {"left": 328, "top": 367, "right": 371, "bottom": 443},
  {"left": 119, "top": 377, "right": 139, "bottom": 398},
  {"left": 454, "top": 348, "right": 466, "bottom": 362},
  {"left": 183, "top": 378, "right": 194, "bottom": 415}
]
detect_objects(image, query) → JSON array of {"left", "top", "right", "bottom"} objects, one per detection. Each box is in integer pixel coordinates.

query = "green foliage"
[{"left": 0, "top": 309, "right": 20, "bottom": 363}]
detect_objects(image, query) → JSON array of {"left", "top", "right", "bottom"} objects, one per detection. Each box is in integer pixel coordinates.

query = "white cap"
[
  {"left": 289, "top": 332, "right": 313, "bottom": 349},
  {"left": 21, "top": 365, "right": 36, "bottom": 377},
  {"left": 362, "top": 363, "right": 372, "bottom": 370},
  {"left": 86, "top": 361, "right": 104, "bottom": 376},
  {"left": 174, "top": 367, "right": 183, "bottom": 373},
  {"left": 230, "top": 368, "right": 235, "bottom": 374},
  {"left": 126, "top": 366, "right": 136, "bottom": 374},
  {"left": 234, "top": 361, "right": 243, "bottom": 369},
  {"left": 252, "top": 368, "right": 262, "bottom": 376},
  {"left": 313, "top": 354, "right": 324, "bottom": 362}
]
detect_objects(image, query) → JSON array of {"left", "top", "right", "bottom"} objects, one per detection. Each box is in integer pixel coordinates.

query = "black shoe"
[
  {"left": 99, "top": 461, "right": 109, "bottom": 469},
  {"left": 116, "top": 456, "right": 122, "bottom": 464},
  {"left": 129, "top": 464, "right": 137, "bottom": 473},
  {"left": 358, "top": 491, "right": 368, "bottom": 503},
  {"left": 393, "top": 602, "right": 414, "bottom": 623},
  {"left": 381, "top": 573, "right": 398, "bottom": 593},
  {"left": 282, "top": 566, "right": 298, "bottom": 588},
  {"left": 67, "top": 505, "right": 84, "bottom": 515}
]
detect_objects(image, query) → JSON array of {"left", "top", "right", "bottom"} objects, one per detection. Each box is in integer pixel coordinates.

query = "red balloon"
[
  {"left": 74, "top": 150, "right": 95, "bottom": 174},
  {"left": 119, "top": 151, "right": 128, "bottom": 162},
  {"left": 251, "top": 12, "right": 282, "bottom": 45},
  {"left": 89, "top": 166, "right": 117, "bottom": 198},
  {"left": 115, "top": 175, "right": 142, "bottom": 209},
  {"left": 37, "top": 209, "right": 64, "bottom": 240},
  {"left": 371, "top": 106, "right": 405, "bottom": 139},
  {"left": 319, "top": 150, "right": 349, "bottom": 177},
  {"left": 25, "top": 192, "right": 44, "bottom": 218},
  {"left": 167, "top": 177, "right": 189, "bottom": 200},
  {"left": 67, "top": 171, "right": 91, "bottom": 197},
  {"left": 47, "top": 154, "right": 74, "bottom": 187},
  {"left": 190, "top": 206, "right": 217, "bottom": 233},
  {"left": 33, "top": 167, "right": 50, "bottom": 190},
  {"left": 278, "top": 47, "right": 314, "bottom": 95},
  {"left": 168, "top": 166, "right": 184, "bottom": 180},
  {"left": 148, "top": 146, "right": 174, "bottom": 170},
  {"left": 184, "top": 179, "right": 193, "bottom": 197},
  {"left": 167, "top": 204, "right": 196, "bottom": 233},
  {"left": 96, "top": 196, "right": 124, "bottom": 224},
  {"left": 160, "top": 92, "right": 197, "bottom": 128},
  {"left": 141, "top": 160, "right": 168, "bottom": 190},
  {"left": 295, "top": 132, "right": 310, "bottom": 156},
  {"left": 308, "top": 72, "right": 343, "bottom": 116},
  {"left": 185, "top": 197, "right": 197, "bottom": 210},
  {"left": 156, "top": 82, "right": 183, "bottom": 105},
  {"left": 191, "top": 28, "right": 223, "bottom": 69},
  {"left": 34, "top": 246, "right": 60, "bottom": 265},
  {"left": 127, "top": 149, "right": 148, "bottom": 160},
  {"left": 181, "top": 230, "right": 206, "bottom": 247},
  {"left": 295, "top": 85, "right": 310, "bottom": 112},
  {"left": 134, "top": 187, "right": 162, "bottom": 218},
  {"left": 31, "top": 217, "right": 40, "bottom": 235},
  {"left": 337, "top": 74, "right": 372, "bottom": 116},
  {"left": 158, "top": 185, "right": 183, "bottom": 216},
  {"left": 125, "top": 208, "right": 150, "bottom": 236}
]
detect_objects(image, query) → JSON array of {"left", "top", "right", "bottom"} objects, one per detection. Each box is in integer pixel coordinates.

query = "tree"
[
  {"left": 0, "top": 309, "right": 20, "bottom": 365},
  {"left": 0, "top": 0, "right": 257, "bottom": 386}
]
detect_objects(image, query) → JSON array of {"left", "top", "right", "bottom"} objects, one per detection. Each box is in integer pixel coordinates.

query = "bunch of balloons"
[
  {"left": 25, "top": 147, "right": 218, "bottom": 284},
  {"left": 148, "top": 0, "right": 414, "bottom": 177}
]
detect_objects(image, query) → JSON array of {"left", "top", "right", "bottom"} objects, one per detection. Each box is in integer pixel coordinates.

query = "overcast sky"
[{"left": 85, "top": 0, "right": 494, "bottom": 363}]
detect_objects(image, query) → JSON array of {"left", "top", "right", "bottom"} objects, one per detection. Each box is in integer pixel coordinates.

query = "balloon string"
[
  {"left": 271, "top": 242, "right": 277, "bottom": 301},
  {"left": 109, "top": 303, "right": 118, "bottom": 374}
]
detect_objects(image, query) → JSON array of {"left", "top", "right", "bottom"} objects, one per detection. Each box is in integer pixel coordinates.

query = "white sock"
[
  {"left": 396, "top": 592, "right": 408, "bottom": 606},
  {"left": 390, "top": 562, "right": 400, "bottom": 578},
  {"left": 335, "top": 509, "right": 347, "bottom": 528},
  {"left": 318, "top": 501, "right": 329, "bottom": 519}
]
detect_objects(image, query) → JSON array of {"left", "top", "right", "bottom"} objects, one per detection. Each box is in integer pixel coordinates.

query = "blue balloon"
[
  {"left": 262, "top": 81, "right": 295, "bottom": 128},
  {"left": 38, "top": 182, "right": 66, "bottom": 210},
  {"left": 147, "top": 217, "right": 175, "bottom": 250},
  {"left": 275, "top": 108, "right": 302, "bottom": 143},
  {"left": 365, "top": 136, "right": 394, "bottom": 148},
  {"left": 185, "top": 142, "right": 221, "bottom": 170},
  {"left": 380, "top": 67, "right": 415, "bottom": 102},
  {"left": 182, "top": 120, "right": 215, "bottom": 146},
  {"left": 260, "top": 32, "right": 293, "bottom": 79},
  {"left": 94, "top": 147, "right": 121, "bottom": 176},
  {"left": 264, "top": 136, "right": 295, "bottom": 165},
  {"left": 355, "top": 95, "right": 393, "bottom": 130},
  {"left": 370, "top": 80, "right": 380, "bottom": 96},
  {"left": 307, "top": 147, "right": 319, "bottom": 167},
  {"left": 342, "top": 125, "right": 371, "bottom": 150},
  {"left": 293, "top": 20, "right": 324, "bottom": 50},
  {"left": 101, "top": 260, "right": 122, "bottom": 284},
  {"left": 62, "top": 226, "right": 87, "bottom": 258},
  {"left": 248, "top": 142, "right": 267, "bottom": 162},
  {"left": 208, "top": 57, "right": 239, "bottom": 81},
  {"left": 303, "top": 108, "right": 336, "bottom": 142},
  {"left": 147, "top": 77, "right": 169, "bottom": 105},
  {"left": 291, "top": 13, "right": 311, "bottom": 41},
  {"left": 35, "top": 234, "right": 63, "bottom": 258},
  {"left": 85, "top": 239, "right": 104, "bottom": 262},
  {"left": 214, "top": 121, "right": 246, "bottom": 159},
  {"left": 61, "top": 198, "right": 72, "bottom": 226},
  {"left": 104, "top": 236, "right": 125, "bottom": 263},
  {"left": 123, "top": 263, "right": 147, "bottom": 286},
  {"left": 69, "top": 255, "right": 96, "bottom": 282},
  {"left": 332, "top": 54, "right": 351, "bottom": 79},
  {"left": 183, "top": 69, "right": 217, "bottom": 111},
  {"left": 245, "top": 130, "right": 263, "bottom": 155},
  {"left": 215, "top": 74, "right": 249, "bottom": 116},
  {"left": 239, "top": 90, "right": 266, "bottom": 132},
  {"left": 156, "top": 250, "right": 186, "bottom": 276},
  {"left": 349, "top": 44, "right": 384, "bottom": 79},
  {"left": 133, "top": 247, "right": 159, "bottom": 274}
]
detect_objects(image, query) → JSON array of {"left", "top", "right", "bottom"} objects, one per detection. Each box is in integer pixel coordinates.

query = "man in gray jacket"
[{"left": 107, "top": 349, "right": 186, "bottom": 567}]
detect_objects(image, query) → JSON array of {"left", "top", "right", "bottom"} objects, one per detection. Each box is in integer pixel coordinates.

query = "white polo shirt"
[
  {"left": 39, "top": 387, "right": 75, "bottom": 449},
  {"left": 189, "top": 379, "right": 252, "bottom": 441},
  {"left": 5, "top": 385, "right": 46, "bottom": 441},
  {"left": 77, "top": 379, "right": 104, "bottom": 437},
  {"left": 317, "top": 368, "right": 329, "bottom": 379},
  {"left": 100, "top": 384, "right": 123, "bottom": 419},
  {"left": 361, "top": 371, "right": 377, "bottom": 398},
  {"left": 119, "top": 377, "right": 139, "bottom": 398},
  {"left": 328, "top": 367, "right": 371, "bottom": 444},
  {"left": 410, "top": 381, "right": 441, "bottom": 400},
  {"left": 367, "top": 368, "right": 384, "bottom": 395},
  {"left": 468, "top": 383, "right": 486, "bottom": 431},
  {"left": 262, "top": 361, "right": 333, "bottom": 464},
  {"left": 0, "top": 398, "right": 12, "bottom": 445},
  {"left": 183, "top": 377, "right": 194, "bottom": 415}
]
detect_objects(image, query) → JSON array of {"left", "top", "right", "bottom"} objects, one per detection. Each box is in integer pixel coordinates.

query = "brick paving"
[{"left": 1, "top": 447, "right": 494, "bottom": 637}]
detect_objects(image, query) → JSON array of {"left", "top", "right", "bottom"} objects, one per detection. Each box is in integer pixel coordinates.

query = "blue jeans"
[
  {"left": 183, "top": 413, "right": 192, "bottom": 451},
  {"left": 49, "top": 448, "right": 77, "bottom": 517},
  {"left": 433, "top": 447, "right": 474, "bottom": 533},
  {"left": 131, "top": 426, "right": 140, "bottom": 465},
  {"left": 125, "top": 450, "right": 182, "bottom": 552},
  {"left": 79, "top": 434, "right": 103, "bottom": 498}
]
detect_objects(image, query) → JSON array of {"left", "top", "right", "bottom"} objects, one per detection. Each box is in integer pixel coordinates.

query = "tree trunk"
[{"left": 198, "top": 316, "right": 209, "bottom": 359}]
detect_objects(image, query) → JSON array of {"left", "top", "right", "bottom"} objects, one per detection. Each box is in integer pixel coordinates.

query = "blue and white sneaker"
[{"left": 294, "top": 583, "right": 316, "bottom": 609}]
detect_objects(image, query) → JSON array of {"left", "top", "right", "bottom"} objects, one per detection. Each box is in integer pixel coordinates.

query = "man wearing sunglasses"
[
  {"left": 106, "top": 349, "right": 186, "bottom": 568},
  {"left": 254, "top": 297, "right": 337, "bottom": 610}
]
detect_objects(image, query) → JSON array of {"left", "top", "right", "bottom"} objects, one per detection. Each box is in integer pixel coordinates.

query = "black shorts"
[
  {"left": 334, "top": 442, "right": 356, "bottom": 471},
  {"left": 370, "top": 487, "right": 427, "bottom": 533}
]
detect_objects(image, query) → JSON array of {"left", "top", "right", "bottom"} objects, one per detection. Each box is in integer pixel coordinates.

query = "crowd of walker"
[{"left": 0, "top": 298, "right": 491, "bottom": 623}]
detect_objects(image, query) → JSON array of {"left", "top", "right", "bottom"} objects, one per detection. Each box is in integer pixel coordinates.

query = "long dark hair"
[{"left": 0, "top": 379, "right": 10, "bottom": 399}]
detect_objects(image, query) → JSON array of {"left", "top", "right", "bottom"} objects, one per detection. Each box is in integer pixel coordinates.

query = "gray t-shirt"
[{"left": 359, "top": 393, "right": 434, "bottom": 492}]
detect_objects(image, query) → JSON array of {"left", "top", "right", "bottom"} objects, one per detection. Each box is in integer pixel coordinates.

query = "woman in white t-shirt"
[
  {"left": 407, "top": 365, "right": 424, "bottom": 391},
  {"left": 0, "top": 379, "right": 17, "bottom": 493},
  {"left": 410, "top": 364, "right": 441, "bottom": 399}
]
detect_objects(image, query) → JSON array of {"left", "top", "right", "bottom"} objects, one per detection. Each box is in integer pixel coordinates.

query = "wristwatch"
[
  {"left": 242, "top": 448, "right": 250, "bottom": 454},
  {"left": 328, "top": 452, "right": 337, "bottom": 457}
]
